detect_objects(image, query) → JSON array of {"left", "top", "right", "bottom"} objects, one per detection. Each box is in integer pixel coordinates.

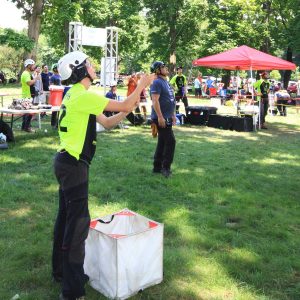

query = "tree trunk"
[
  {"left": 221, "top": 71, "right": 231, "bottom": 89},
  {"left": 27, "top": 0, "right": 44, "bottom": 60},
  {"left": 169, "top": 20, "right": 177, "bottom": 76},
  {"left": 283, "top": 47, "right": 292, "bottom": 89},
  {"left": 64, "top": 21, "right": 69, "bottom": 53}
]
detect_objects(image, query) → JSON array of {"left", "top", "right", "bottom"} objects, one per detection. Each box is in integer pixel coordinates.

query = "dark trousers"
[
  {"left": 175, "top": 92, "right": 189, "bottom": 114},
  {"left": 51, "top": 111, "right": 58, "bottom": 127},
  {"left": 259, "top": 97, "right": 269, "bottom": 124},
  {"left": 21, "top": 114, "right": 32, "bottom": 130},
  {"left": 153, "top": 125, "right": 176, "bottom": 171},
  {"left": 277, "top": 99, "right": 287, "bottom": 116},
  {"left": 53, "top": 152, "right": 90, "bottom": 299}
]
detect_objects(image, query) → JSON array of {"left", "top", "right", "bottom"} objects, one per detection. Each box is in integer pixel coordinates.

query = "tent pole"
[
  {"left": 236, "top": 70, "right": 239, "bottom": 116},
  {"left": 250, "top": 66, "right": 257, "bottom": 131}
]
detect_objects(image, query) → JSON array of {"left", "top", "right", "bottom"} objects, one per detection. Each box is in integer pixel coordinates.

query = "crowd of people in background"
[{"left": 13, "top": 56, "right": 300, "bottom": 134}]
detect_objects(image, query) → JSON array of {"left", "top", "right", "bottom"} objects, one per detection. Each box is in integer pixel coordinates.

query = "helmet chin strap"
[
  {"left": 84, "top": 66, "right": 93, "bottom": 83},
  {"left": 87, "top": 73, "right": 93, "bottom": 83}
]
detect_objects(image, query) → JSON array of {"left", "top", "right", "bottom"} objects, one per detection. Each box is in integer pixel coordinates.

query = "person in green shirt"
[
  {"left": 20, "top": 58, "right": 37, "bottom": 132},
  {"left": 253, "top": 72, "right": 270, "bottom": 129},
  {"left": 52, "top": 51, "right": 154, "bottom": 300},
  {"left": 170, "top": 66, "right": 189, "bottom": 114}
]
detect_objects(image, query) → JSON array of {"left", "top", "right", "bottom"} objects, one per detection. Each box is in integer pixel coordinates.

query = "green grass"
[{"left": 1, "top": 85, "right": 300, "bottom": 299}]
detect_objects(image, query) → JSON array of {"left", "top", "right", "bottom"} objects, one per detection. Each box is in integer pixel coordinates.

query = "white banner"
[
  {"left": 82, "top": 26, "right": 106, "bottom": 47},
  {"left": 101, "top": 57, "right": 116, "bottom": 86}
]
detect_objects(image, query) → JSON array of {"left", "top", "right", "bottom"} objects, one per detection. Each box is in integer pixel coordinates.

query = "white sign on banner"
[
  {"left": 82, "top": 26, "right": 106, "bottom": 47},
  {"left": 101, "top": 57, "right": 116, "bottom": 86}
]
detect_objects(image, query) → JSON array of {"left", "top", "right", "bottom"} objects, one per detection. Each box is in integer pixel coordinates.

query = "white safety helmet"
[
  {"left": 58, "top": 51, "right": 88, "bottom": 81},
  {"left": 24, "top": 59, "right": 35, "bottom": 68}
]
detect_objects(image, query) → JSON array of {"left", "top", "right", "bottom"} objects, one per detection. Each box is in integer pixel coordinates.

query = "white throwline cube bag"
[{"left": 84, "top": 208, "right": 164, "bottom": 299}]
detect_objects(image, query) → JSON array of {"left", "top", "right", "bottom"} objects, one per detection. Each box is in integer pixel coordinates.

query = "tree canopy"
[{"left": 2, "top": 0, "right": 300, "bottom": 76}]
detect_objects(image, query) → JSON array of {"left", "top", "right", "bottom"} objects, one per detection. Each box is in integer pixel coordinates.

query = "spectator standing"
[
  {"left": 20, "top": 58, "right": 36, "bottom": 132},
  {"left": 150, "top": 61, "right": 176, "bottom": 178},
  {"left": 41, "top": 64, "right": 53, "bottom": 103},
  {"left": 136, "top": 72, "right": 148, "bottom": 119},
  {"left": 50, "top": 63, "right": 62, "bottom": 128},
  {"left": 253, "top": 72, "right": 270, "bottom": 129},
  {"left": 170, "top": 66, "right": 189, "bottom": 114},
  {"left": 33, "top": 66, "right": 44, "bottom": 105},
  {"left": 194, "top": 72, "right": 202, "bottom": 98},
  {"left": 50, "top": 63, "right": 62, "bottom": 86},
  {"left": 127, "top": 73, "right": 137, "bottom": 97},
  {"left": 205, "top": 76, "right": 214, "bottom": 95}
]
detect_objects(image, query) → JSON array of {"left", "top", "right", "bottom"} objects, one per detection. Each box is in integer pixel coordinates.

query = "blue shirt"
[
  {"left": 150, "top": 77, "right": 175, "bottom": 119},
  {"left": 206, "top": 79, "right": 214, "bottom": 88},
  {"left": 105, "top": 91, "right": 117, "bottom": 100},
  {"left": 50, "top": 73, "right": 62, "bottom": 86},
  {"left": 41, "top": 72, "right": 53, "bottom": 91}
]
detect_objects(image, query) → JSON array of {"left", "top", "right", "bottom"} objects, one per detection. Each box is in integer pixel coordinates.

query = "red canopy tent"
[
  {"left": 192, "top": 45, "right": 296, "bottom": 130},
  {"left": 192, "top": 45, "right": 296, "bottom": 70}
]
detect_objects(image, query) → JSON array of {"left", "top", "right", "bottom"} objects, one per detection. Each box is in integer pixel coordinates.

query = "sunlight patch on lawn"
[
  {"left": 15, "top": 173, "right": 34, "bottom": 179},
  {"left": 250, "top": 157, "right": 299, "bottom": 166},
  {"left": 21, "top": 140, "right": 58, "bottom": 150},
  {"left": 163, "top": 206, "right": 190, "bottom": 224},
  {"left": 179, "top": 167, "right": 205, "bottom": 175},
  {"left": 229, "top": 248, "right": 260, "bottom": 264},
  {"left": 270, "top": 152, "right": 299, "bottom": 161},
  {"left": 8, "top": 206, "right": 31, "bottom": 217},
  {"left": 43, "top": 184, "right": 59, "bottom": 193},
  {"left": 191, "top": 259, "right": 268, "bottom": 300},
  {"left": 89, "top": 197, "right": 130, "bottom": 219},
  {"left": 0, "top": 155, "right": 24, "bottom": 164}
]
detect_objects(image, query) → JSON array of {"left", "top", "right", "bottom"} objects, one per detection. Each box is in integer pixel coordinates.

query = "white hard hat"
[
  {"left": 24, "top": 59, "right": 35, "bottom": 68},
  {"left": 58, "top": 51, "right": 88, "bottom": 81}
]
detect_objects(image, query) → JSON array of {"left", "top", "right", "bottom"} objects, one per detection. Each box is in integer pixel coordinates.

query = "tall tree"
[
  {"left": 143, "top": 0, "right": 207, "bottom": 74},
  {"left": 267, "top": 0, "right": 299, "bottom": 87},
  {"left": 10, "top": 0, "right": 45, "bottom": 60},
  {"left": 42, "top": 0, "right": 146, "bottom": 72}
]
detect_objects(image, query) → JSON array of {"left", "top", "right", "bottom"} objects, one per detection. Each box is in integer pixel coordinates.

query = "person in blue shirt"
[
  {"left": 104, "top": 82, "right": 118, "bottom": 117},
  {"left": 50, "top": 63, "right": 62, "bottom": 127},
  {"left": 50, "top": 63, "right": 62, "bottom": 86},
  {"left": 150, "top": 61, "right": 176, "bottom": 178},
  {"left": 41, "top": 64, "right": 53, "bottom": 103},
  {"left": 105, "top": 82, "right": 117, "bottom": 100},
  {"left": 205, "top": 76, "right": 214, "bottom": 95}
]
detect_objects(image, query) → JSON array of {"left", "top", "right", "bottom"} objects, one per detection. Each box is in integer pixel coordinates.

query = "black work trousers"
[
  {"left": 51, "top": 111, "right": 58, "bottom": 127},
  {"left": 153, "top": 125, "right": 176, "bottom": 171},
  {"left": 259, "top": 97, "right": 269, "bottom": 124},
  {"left": 21, "top": 114, "right": 32, "bottom": 130},
  {"left": 53, "top": 152, "right": 90, "bottom": 300},
  {"left": 175, "top": 92, "right": 189, "bottom": 114}
]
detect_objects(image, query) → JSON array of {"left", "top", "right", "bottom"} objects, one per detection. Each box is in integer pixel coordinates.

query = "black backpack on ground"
[{"left": 0, "top": 120, "right": 15, "bottom": 142}]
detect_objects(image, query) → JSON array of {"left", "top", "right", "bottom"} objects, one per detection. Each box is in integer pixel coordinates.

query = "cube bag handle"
[{"left": 97, "top": 214, "right": 115, "bottom": 224}]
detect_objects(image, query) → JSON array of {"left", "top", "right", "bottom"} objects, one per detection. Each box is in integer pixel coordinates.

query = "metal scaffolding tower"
[
  {"left": 103, "top": 27, "right": 118, "bottom": 90},
  {"left": 68, "top": 23, "right": 118, "bottom": 94},
  {"left": 68, "top": 22, "right": 83, "bottom": 52}
]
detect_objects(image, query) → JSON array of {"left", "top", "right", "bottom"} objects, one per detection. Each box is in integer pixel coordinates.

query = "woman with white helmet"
[{"left": 52, "top": 51, "right": 154, "bottom": 300}]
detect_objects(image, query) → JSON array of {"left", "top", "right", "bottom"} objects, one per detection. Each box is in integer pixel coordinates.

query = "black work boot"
[{"left": 161, "top": 168, "right": 172, "bottom": 178}]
